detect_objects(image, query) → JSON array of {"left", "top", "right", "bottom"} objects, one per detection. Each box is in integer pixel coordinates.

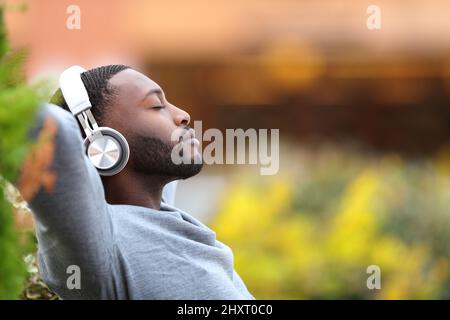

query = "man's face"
[{"left": 106, "top": 68, "right": 203, "bottom": 179}]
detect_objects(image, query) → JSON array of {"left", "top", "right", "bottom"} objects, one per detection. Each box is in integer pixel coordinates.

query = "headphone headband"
[{"left": 59, "top": 66, "right": 92, "bottom": 115}]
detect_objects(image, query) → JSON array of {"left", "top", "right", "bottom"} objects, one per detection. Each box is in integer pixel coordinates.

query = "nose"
[{"left": 172, "top": 104, "right": 191, "bottom": 127}]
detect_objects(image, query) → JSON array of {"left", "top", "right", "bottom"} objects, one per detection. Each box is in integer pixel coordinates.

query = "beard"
[{"left": 130, "top": 134, "right": 203, "bottom": 180}]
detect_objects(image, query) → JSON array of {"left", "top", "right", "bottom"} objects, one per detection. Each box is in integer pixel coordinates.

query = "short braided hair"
[{"left": 51, "top": 64, "right": 130, "bottom": 130}]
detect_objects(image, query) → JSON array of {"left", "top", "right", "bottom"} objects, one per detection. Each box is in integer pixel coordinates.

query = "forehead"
[{"left": 108, "top": 68, "right": 161, "bottom": 98}]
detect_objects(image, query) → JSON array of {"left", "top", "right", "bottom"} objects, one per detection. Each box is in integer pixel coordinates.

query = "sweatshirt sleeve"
[{"left": 24, "top": 103, "right": 115, "bottom": 299}]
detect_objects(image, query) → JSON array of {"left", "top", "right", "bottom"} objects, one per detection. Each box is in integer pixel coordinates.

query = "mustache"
[{"left": 175, "top": 126, "right": 196, "bottom": 142}]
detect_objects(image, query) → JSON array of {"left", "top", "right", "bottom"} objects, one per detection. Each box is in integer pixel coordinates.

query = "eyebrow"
[{"left": 141, "top": 88, "right": 165, "bottom": 101}]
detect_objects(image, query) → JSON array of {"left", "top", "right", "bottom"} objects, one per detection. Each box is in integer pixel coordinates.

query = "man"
[{"left": 22, "top": 65, "right": 255, "bottom": 300}]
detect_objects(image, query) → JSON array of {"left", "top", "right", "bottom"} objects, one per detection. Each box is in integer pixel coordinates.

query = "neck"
[{"left": 102, "top": 169, "right": 172, "bottom": 210}]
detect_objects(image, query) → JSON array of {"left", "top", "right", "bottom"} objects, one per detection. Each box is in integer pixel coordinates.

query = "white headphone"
[{"left": 59, "top": 65, "right": 130, "bottom": 176}]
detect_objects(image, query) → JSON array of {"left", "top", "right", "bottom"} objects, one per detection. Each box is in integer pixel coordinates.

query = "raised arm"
[{"left": 20, "top": 103, "right": 115, "bottom": 299}]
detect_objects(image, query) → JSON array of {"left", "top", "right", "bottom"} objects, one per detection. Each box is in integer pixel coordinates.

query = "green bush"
[{"left": 0, "top": 5, "right": 42, "bottom": 299}]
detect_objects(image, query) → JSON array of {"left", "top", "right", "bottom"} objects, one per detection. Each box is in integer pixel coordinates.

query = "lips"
[
  {"left": 188, "top": 138, "right": 200, "bottom": 146},
  {"left": 178, "top": 128, "right": 196, "bottom": 142}
]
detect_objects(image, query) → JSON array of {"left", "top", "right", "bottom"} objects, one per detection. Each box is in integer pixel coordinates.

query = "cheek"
[{"left": 132, "top": 110, "right": 178, "bottom": 144}]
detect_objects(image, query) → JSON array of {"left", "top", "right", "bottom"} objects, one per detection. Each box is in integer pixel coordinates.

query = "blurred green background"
[{"left": 210, "top": 145, "right": 450, "bottom": 299}]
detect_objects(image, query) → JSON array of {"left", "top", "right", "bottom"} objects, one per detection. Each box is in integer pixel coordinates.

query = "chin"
[{"left": 176, "top": 162, "right": 204, "bottom": 180}]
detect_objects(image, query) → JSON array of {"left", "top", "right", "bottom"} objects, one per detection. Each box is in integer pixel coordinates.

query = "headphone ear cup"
[{"left": 84, "top": 127, "right": 130, "bottom": 176}]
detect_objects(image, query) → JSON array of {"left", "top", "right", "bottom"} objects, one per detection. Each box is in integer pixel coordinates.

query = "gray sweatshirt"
[{"left": 27, "top": 104, "right": 255, "bottom": 300}]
